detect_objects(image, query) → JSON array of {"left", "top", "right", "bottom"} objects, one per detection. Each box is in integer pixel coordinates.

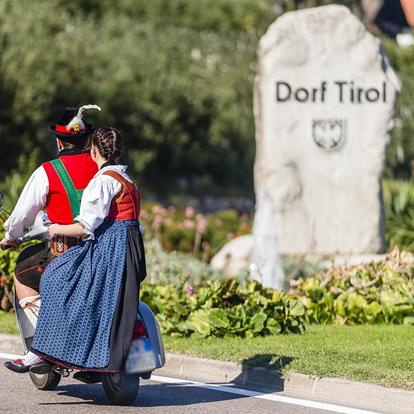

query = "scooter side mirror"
[{"left": 0, "top": 192, "right": 3, "bottom": 209}]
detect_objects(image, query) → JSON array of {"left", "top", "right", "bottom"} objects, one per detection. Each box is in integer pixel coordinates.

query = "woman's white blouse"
[{"left": 75, "top": 165, "right": 132, "bottom": 239}]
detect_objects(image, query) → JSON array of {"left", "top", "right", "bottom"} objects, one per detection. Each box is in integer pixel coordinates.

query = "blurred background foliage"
[
  {"left": 1, "top": 0, "right": 409, "bottom": 205},
  {"left": 3, "top": 0, "right": 414, "bottom": 326},
  {"left": 2, "top": 0, "right": 414, "bottom": 250},
  {"left": 0, "top": 0, "right": 269, "bottom": 202}
]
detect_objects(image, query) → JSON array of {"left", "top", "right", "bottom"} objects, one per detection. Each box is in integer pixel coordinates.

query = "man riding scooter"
[{"left": 0, "top": 105, "right": 101, "bottom": 372}]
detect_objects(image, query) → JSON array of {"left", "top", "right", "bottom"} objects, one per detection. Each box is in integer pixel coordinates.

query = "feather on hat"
[{"left": 49, "top": 104, "right": 101, "bottom": 143}]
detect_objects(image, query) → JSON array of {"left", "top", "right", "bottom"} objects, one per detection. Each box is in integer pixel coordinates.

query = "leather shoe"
[{"left": 4, "top": 359, "right": 30, "bottom": 373}]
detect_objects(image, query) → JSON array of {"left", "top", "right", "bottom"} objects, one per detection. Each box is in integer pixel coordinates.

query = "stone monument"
[{"left": 252, "top": 5, "right": 400, "bottom": 288}]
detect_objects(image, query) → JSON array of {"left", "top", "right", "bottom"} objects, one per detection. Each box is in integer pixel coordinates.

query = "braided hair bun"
[{"left": 91, "top": 127, "right": 122, "bottom": 161}]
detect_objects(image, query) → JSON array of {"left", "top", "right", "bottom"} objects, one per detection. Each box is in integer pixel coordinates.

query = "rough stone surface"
[
  {"left": 210, "top": 235, "right": 253, "bottom": 276},
  {"left": 253, "top": 5, "right": 399, "bottom": 270}
]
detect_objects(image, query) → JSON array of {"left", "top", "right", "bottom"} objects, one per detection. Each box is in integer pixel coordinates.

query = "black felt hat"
[{"left": 49, "top": 105, "right": 101, "bottom": 143}]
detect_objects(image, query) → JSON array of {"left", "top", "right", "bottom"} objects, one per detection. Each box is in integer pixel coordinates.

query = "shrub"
[
  {"left": 383, "top": 40, "right": 414, "bottom": 180},
  {"left": 0, "top": 230, "right": 19, "bottom": 311},
  {"left": 290, "top": 248, "right": 414, "bottom": 325},
  {"left": 0, "top": 0, "right": 262, "bottom": 197},
  {"left": 141, "top": 278, "right": 305, "bottom": 337},
  {"left": 383, "top": 180, "right": 414, "bottom": 252},
  {"left": 281, "top": 255, "right": 326, "bottom": 289},
  {"left": 0, "top": 150, "right": 40, "bottom": 210},
  {"left": 0, "top": 0, "right": 378, "bottom": 199},
  {"left": 0, "top": 236, "right": 306, "bottom": 338},
  {"left": 140, "top": 203, "right": 252, "bottom": 261},
  {"left": 144, "top": 239, "right": 225, "bottom": 287}
]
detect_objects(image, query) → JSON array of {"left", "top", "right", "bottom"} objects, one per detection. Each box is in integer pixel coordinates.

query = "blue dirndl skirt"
[{"left": 31, "top": 219, "right": 145, "bottom": 370}]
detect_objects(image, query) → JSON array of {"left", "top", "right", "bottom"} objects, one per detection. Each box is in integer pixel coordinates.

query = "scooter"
[{"left": 0, "top": 192, "right": 165, "bottom": 405}]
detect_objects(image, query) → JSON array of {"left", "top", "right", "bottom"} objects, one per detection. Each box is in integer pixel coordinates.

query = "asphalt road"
[{"left": 0, "top": 363, "right": 353, "bottom": 414}]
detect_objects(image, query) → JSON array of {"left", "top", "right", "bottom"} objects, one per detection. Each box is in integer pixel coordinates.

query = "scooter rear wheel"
[
  {"left": 29, "top": 371, "right": 61, "bottom": 390},
  {"left": 102, "top": 371, "right": 139, "bottom": 406}
]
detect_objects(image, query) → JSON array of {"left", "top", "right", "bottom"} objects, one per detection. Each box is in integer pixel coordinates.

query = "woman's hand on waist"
[{"left": 48, "top": 224, "right": 61, "bottom": 239}]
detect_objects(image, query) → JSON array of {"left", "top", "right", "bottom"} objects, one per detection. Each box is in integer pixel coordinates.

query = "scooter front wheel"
[
  {"left": 29, "top": 371, "right": 61, "bottom": 390},
  {"left": 102, "top": 370, "right": 139, "bottom": 405}
]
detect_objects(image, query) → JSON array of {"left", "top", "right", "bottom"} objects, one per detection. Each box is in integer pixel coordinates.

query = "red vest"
[
  {"left": 43, "top": 153, "right": 98, "bottom": 224},
  {"left": 103, "top": 170, "right": 140, "bottom": 221}
]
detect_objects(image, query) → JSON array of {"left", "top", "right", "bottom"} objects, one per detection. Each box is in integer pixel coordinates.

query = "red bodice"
[
  {"left": 43, "top": 153, "right": 98, "bottom": 224},
  {"left": 103, "top": 170, "right": 140, "bottom": 221}
]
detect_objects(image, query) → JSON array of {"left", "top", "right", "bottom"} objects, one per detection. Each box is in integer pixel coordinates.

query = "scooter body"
[{"left": 7, "top": 210, "right": 165, "bottom": 405}]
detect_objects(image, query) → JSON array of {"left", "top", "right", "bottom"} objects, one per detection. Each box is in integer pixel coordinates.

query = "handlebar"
[{"left": 0, "top": 243, "right": 17, "bottom": 251}]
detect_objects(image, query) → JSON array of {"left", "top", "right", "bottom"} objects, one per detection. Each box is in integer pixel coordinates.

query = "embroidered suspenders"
[
  {"left": 48, "top": 158, "right": 84, "bottom": 255},
  {"left": 50, "top": 158, "right": 84, "bottom": 220}
]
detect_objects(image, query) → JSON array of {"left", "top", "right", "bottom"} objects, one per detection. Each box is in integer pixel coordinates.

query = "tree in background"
[
  {"left": 382, "top": 40, "right": 414, "bottom": 179},
  {"left": 0, "top": 0, "right": 411, "bottom": 201},
  {"left": 0, "top": 0, "right": 277, "bottom": 198}
]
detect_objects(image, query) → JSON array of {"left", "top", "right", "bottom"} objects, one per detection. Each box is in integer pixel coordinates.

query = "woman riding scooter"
[{"left": 6, "top": 126, "right": 146, "bottom": 373}]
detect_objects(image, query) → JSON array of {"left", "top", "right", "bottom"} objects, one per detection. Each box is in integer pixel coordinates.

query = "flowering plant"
[{"left": 140, "top": 203, "right": 252, "bottom": 261}]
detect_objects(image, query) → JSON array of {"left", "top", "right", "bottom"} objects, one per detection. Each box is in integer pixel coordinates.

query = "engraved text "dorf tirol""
[{"left": 275, "top": 81, "right": 387, "bottom": 104}]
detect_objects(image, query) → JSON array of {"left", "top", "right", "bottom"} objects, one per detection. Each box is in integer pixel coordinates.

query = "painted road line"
[
  {"left": 0, "top": 352, "right": 379, "bottom": 414},
  {"left": 151, "top": 375, "right": 379, "bottom": 414},
  {"left": 0, "top": 351, "right": 23, "bottom": 360}
]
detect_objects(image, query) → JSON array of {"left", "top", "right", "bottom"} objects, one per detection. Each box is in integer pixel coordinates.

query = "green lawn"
[
  {"left": 0, "top": 311, "right": 18, "bottom": 335},
  {"left": 164, "top": 325, "right": 414, "bottom": 390},
  {"left": 1, "top": 310, "right": 413, "bottom": 390}
]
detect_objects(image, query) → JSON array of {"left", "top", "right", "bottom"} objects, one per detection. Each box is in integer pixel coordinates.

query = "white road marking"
[
  {"left": 0, "top": 352, "right": 378, "bottom": 414},
  {"left": 0, "top": 351, "right": 23, "bottom": 360},
  {"left": 151, "top": 375, "right": 379, "bottom": 414}
]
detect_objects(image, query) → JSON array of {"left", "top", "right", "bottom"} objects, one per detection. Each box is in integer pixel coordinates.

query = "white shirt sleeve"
[
  {"left": 75, "top": 175, "right": 121, "bottom": 240},
  {"left": 4, "top": 166, "right": 49, "bottom": 241}
]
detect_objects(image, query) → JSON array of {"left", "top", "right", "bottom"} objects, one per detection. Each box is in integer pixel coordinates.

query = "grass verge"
[
  {"left": 0, "top": 311, "right": 18, "bottom": 335},
  {"left": 1, "top": 311, "right": 412, "bottom": 390},
  {"left": 164, "top": 324, "right": 414, "bottom": 390}
]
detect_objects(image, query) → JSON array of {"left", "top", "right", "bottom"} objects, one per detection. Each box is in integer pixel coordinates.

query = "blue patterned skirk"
[{"left": 32, "top": 219, "right": 140, "bottom": 369}]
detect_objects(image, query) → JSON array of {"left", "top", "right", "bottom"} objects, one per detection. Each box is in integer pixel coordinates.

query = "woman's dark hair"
[{"left": 91, "top": 127, "right": 122, "bottom": 161}]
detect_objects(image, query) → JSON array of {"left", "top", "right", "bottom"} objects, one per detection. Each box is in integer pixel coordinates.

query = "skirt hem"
[{"left": 31, "top": 348, "right": 119, "bottom": 373}]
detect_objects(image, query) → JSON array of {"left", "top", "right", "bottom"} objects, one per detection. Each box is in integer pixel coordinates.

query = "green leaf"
[
  {"left": 250, "top": 312, "right": 267, "bottom": 333},
  {"left": 187, "top": 310, "right": 211, "bottom": 337},
  {"left": 288, "top": 300, "right": 305, "bottom": 317},
  {"left": 403, "top": 316, "right": 414, "bottom": 325},
  {"left": 266, "top": 318, "right": 281, "bottom": 335},
  {"left": 208, "top": 308, "right": 230, "bottom": 328}
]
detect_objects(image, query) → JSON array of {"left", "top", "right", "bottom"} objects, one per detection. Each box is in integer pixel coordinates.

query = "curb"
[
  {"left": 158, "top": 353, "right": 414, "bottom": 414},
  {"left": 1, "top": 334, "right": 413, "bottom": 414}
]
